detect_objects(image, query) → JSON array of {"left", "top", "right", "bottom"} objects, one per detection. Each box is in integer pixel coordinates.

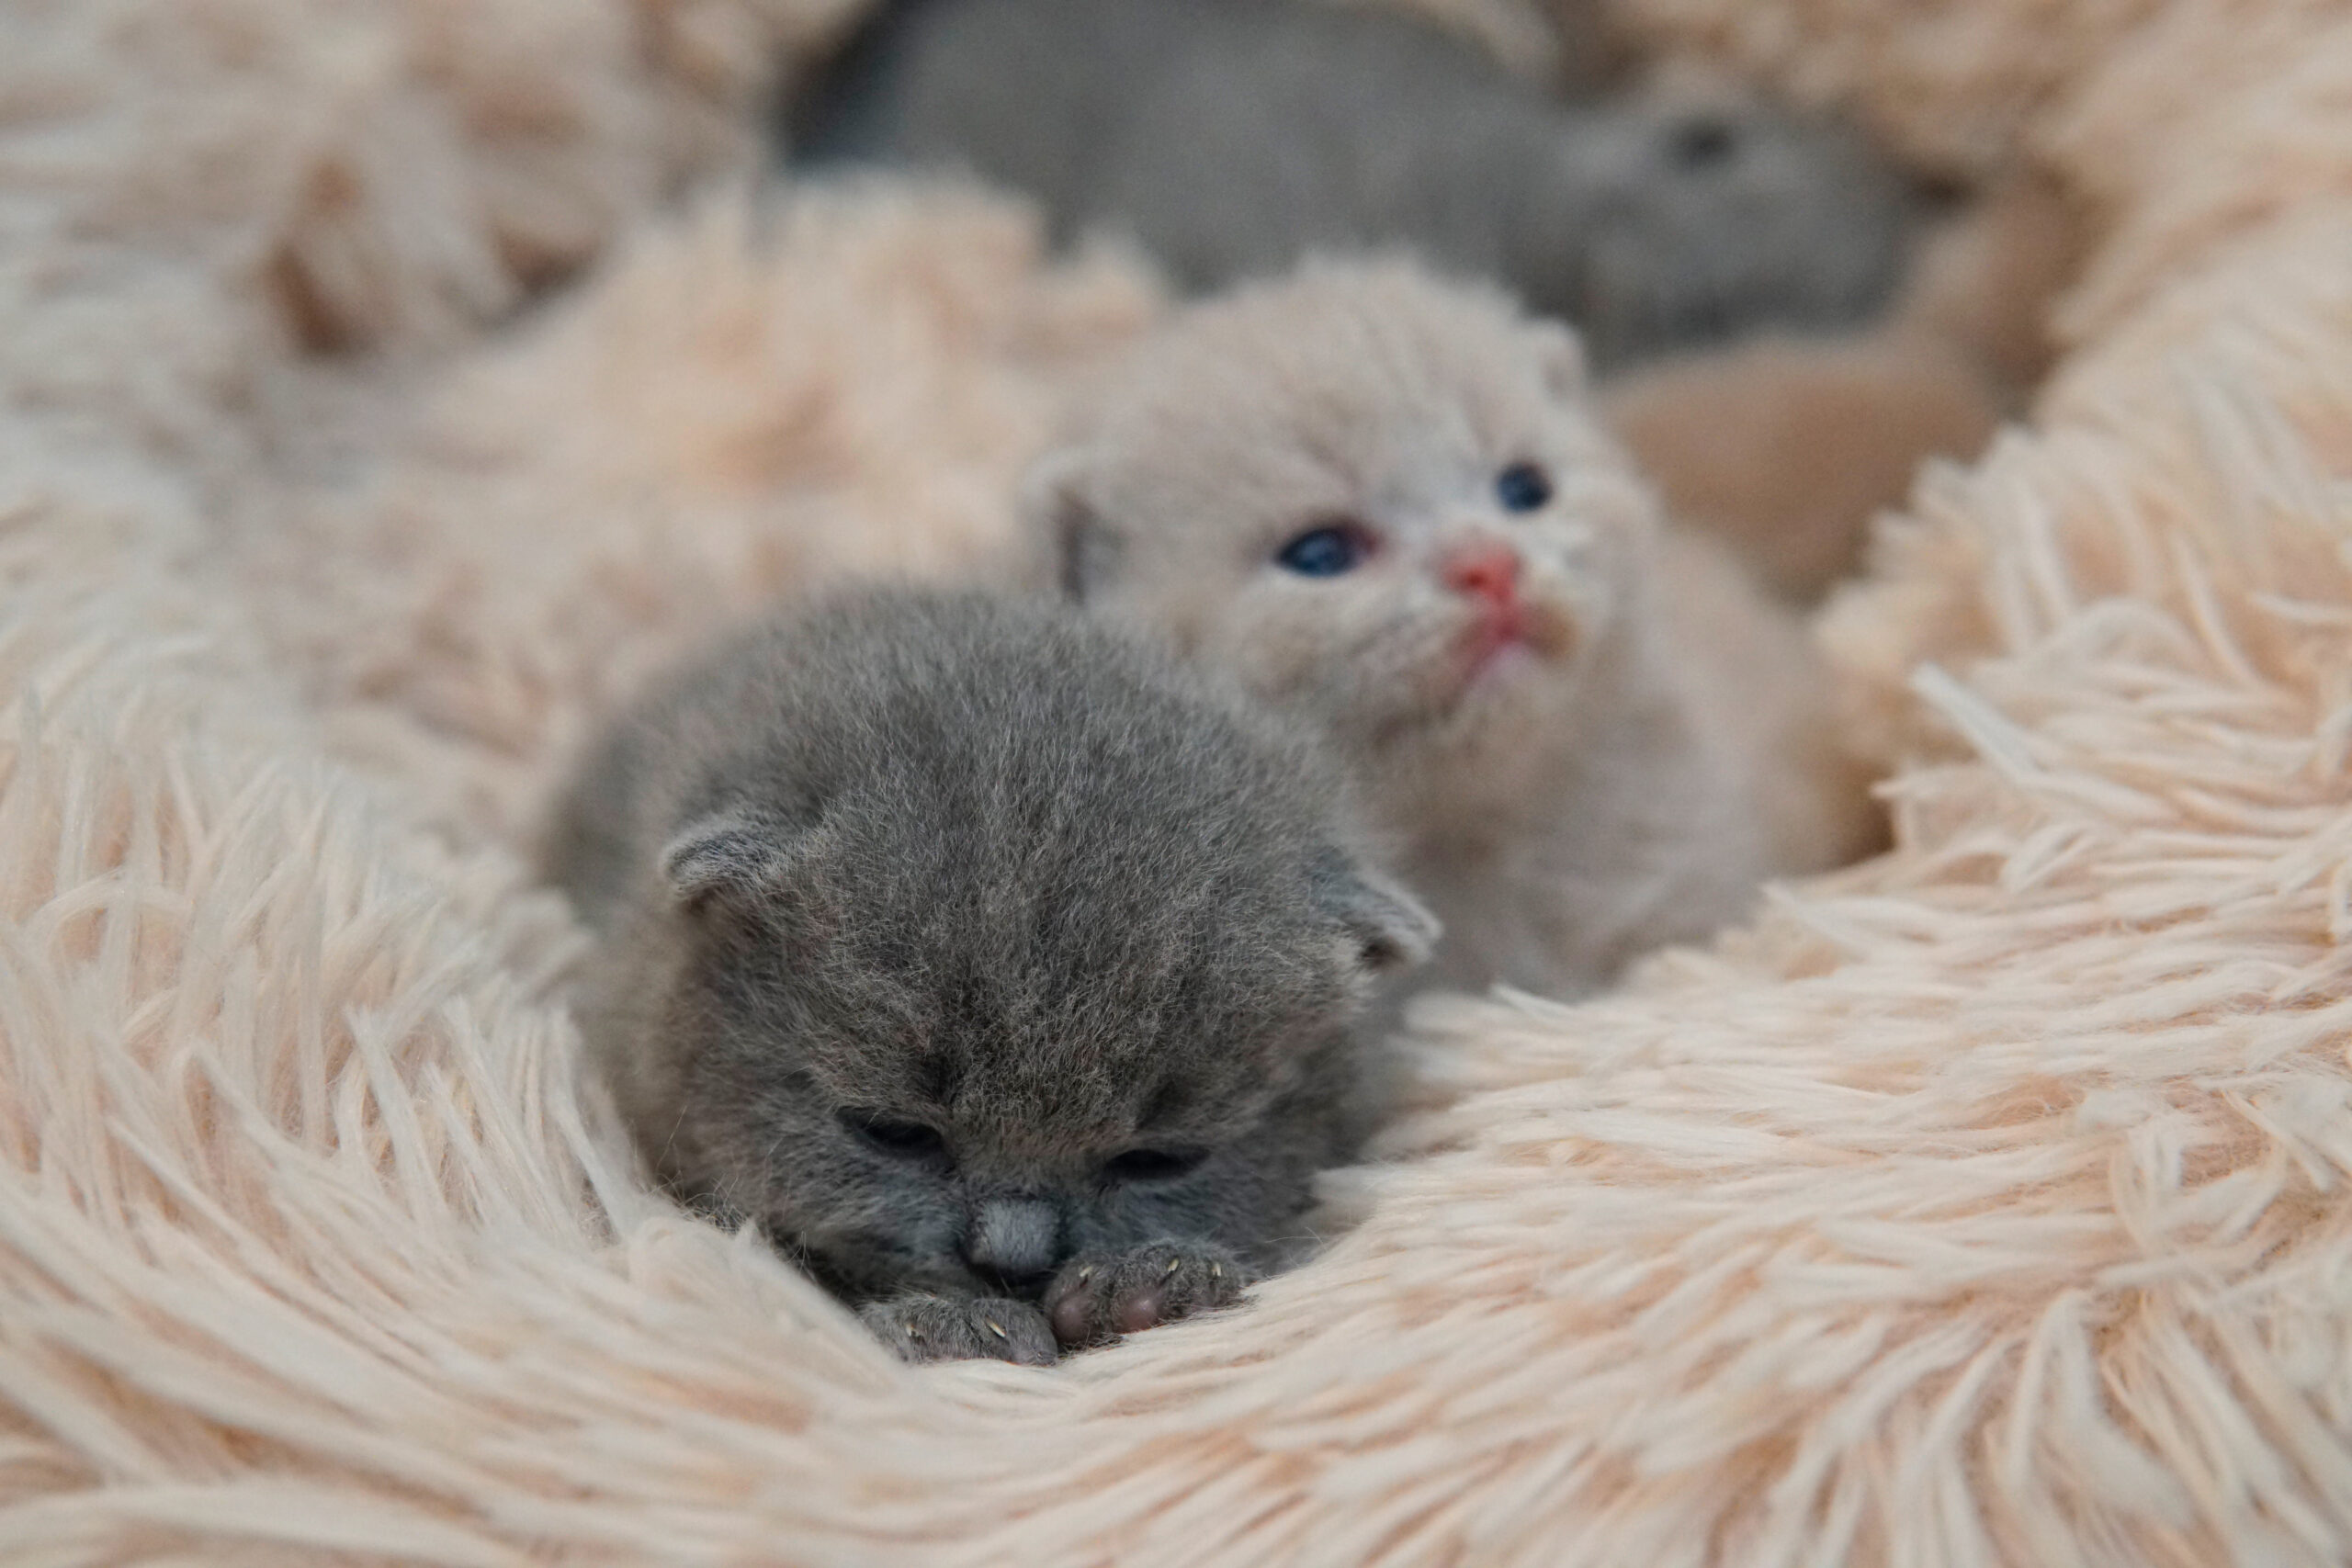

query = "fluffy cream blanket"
[{"left": 6, "top": 1, "right": 2352, "bottom": 1562}]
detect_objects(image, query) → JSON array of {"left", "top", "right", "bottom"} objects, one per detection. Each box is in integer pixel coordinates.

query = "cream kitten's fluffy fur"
[{"left": 1026, "top": 259, "right": 1879, "bottom": 996}]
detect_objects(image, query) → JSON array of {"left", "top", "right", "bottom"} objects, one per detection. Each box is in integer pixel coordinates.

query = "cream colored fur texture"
[
  {"left": 1606, "top": 175, "right": 2085, "bottom": 603},
  {"left": 1025, "top": 259, "right": 1876, "bottom": 996},
  {"left": 7, "top": 0, "right": 2352, "bottom": 1564}
]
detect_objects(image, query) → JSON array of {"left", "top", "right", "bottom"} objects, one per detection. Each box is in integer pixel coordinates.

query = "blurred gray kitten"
[
  {"left": 1026, "top": 260, "right": 1881, "bottom": 998},
  {"left": 787, "top": 0, "right": 1917, "bottom": 368},
  {"left": 545, "top": 589, "right": 1435, "bottom": 1363}
]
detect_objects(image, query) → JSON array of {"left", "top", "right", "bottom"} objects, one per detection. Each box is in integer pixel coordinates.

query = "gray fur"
[
  {"left": 787, "top": 0, "right": 1917, "bottom": 367},
  {"left": 546, "top": 589, "right": 1435, "bottom": 1361}
]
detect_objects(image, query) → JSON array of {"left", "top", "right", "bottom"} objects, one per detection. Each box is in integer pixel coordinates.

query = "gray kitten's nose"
[{"left": 964, "top": 1198, "right": 1063, "bottom": 1282}]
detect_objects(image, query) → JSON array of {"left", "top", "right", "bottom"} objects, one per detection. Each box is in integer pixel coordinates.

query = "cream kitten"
[{"left": 1025, "top": 259, "right": 1878, "bottom": 997}]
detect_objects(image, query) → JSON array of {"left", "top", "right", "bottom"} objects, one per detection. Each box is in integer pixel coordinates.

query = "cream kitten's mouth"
[{"left": 1449, "top": 597, "right": 1578, "bottom": 694}]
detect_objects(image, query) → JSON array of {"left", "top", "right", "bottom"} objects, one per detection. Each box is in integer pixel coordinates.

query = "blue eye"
[
  {"left": 1496, "top": 462, "right": 1552, "bottom": 513},
  {"left": 1275, "top": 524, "right": 1373, "bottom": 577}
]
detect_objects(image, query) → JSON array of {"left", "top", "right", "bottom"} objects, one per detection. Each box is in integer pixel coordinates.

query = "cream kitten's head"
[{"left": 1026, "top": 259, "right": 1660, "bottom": 794}]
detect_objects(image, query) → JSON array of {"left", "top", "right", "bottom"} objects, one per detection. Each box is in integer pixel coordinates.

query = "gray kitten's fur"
[
  {"left": 788, "top": 0, "right": 1917, "bottom": 367},
  {"left": 1027, "top": 260, "right": 1880, "bottom": 998},
  {"left": 546, "top": 589, "right": 1436, "bottom": 1363}
]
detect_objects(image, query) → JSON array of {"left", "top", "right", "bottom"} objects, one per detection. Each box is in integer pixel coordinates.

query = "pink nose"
[{"left": 1442, "top": 542, "right": 1521, "bottom": 610}]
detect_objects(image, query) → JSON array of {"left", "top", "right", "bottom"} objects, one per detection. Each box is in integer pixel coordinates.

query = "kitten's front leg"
[
  {"left": 859, "top": 1294, "right": 1058, "bottom": 1366},
  {"left": 1044, "top": 1241, "right": 1257, "bottom": 1348}
]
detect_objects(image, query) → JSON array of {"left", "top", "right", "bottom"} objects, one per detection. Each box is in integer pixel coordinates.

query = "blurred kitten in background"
[{"left": 787, "top": 0, "right": 1921, "bottom": 369}]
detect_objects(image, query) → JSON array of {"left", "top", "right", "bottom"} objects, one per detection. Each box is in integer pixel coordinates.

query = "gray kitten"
[
  {"left": 787, "top": 0, "right": 1917, "bottom": 367},
  {"left": 545, "top": 589, "right": 1436, "bottom": 1363}
]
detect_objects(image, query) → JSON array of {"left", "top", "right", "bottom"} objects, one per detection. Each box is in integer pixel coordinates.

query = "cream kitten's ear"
[
  {"left": 1530, "top": 318, "right": 1591, "bottom": 401},
  {"left": 1315, "top": 848, "right": 1442, "bottom": 976},
  {"left": 1020, "top": 446, "right": 1121, "bottom": 602}
]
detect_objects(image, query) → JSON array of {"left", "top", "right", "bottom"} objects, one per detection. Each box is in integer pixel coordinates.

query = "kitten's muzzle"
[
  {"left": 964, "top": 1197, "right": 1067, "bottom": 1291},
  {"left": 1440, "top": 539, "right": 1522, "bottom": 613}
]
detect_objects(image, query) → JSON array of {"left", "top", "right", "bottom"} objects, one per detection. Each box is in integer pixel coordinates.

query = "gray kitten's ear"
[
  {"left": 1315, "top": 849, "right": 1441, "bottom": 976},
  {"left": 1529, "top": 319, "right": 1590, "bottom": 401},
  {"left": 660, "top": 808, "right": 808, "bottom": 912},
  {"left": 1020, "top": 446, "right": 1121, "bottom": 602}
]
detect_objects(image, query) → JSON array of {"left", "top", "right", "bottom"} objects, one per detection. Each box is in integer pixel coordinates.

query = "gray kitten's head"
[
  {"left": 593, "top": 592, "right": 1434, "bottom": 1301},
  {"left": 1027, "top": 259, "right": 1657, "bottom": 801},
  {"left": 1535, "top": 86, "right": 1917, "bottom": 367}
]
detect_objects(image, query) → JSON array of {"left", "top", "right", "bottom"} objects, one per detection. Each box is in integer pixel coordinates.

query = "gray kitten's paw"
[
  {"left": 860, "top": 1294, "right": 1059, "bottom": 1366},
  {"left": 1044, "top": 1241, "right": 1256, "bottom": 1348}
]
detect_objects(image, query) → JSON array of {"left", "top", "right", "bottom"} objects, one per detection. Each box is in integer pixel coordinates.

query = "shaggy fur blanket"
[{"left": 6, "top": 0, "right": 2352, "bottom": 1562}]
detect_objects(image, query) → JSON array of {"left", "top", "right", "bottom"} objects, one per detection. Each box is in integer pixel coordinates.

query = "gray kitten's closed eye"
[
  {"left": 837, "top": 1111, "right": 949, "bottom": 1160},
  {"left": 544, "top": 588, "right": 1435, "bottom": 1364}
]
